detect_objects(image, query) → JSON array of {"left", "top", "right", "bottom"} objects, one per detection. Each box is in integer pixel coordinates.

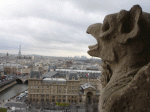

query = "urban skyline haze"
[{"left": 0, "top": 0, "right": 150, "bottom": 57}]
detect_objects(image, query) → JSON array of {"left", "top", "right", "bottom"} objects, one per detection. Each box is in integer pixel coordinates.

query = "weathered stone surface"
[{"left": 87, "top": 5, "right": 150, "bottom": 112}]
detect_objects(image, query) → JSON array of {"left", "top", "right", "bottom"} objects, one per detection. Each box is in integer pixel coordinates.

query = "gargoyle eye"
[{"left": 102, "top": 21, "right": 109, "bottom": 32}]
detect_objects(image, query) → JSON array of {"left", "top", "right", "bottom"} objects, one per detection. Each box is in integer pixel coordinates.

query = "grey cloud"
[
  {"left": 70, "top": 0, "right": 150, "bottom": 14},
  {"left": 1, "top": 0, "right": 150, "bottom": 57}
]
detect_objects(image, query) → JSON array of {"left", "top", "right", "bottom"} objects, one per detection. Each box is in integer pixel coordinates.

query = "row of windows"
[
  {"left": 30, "top": 86, "right": 39, "bottom": 89},
  {"left": 29, "top": 98, "right": 82, "bottom": 103},
  {"left": 30, "top": 98, "right": 99, "bottom": 103},
  {"left": 29, "top": 81, "right": 40, "bottom": 84},
  {"left": 30, "top": 85, "right": 66, "bottom": 89},
  {"left": 30, "top": 86, "right": 81, "bottom": 91},
  {"left": 29, "top": 95, "right": 79, "bottom": 98},
  {"left": 68, "top": 86, "right": 78, "bottom": 89},
  {"left": 29, "top": 89, "right": 66, "bottom": 93},
  {"left": 68, "top": 90, "right": 78, "bottom": 94},
  {"left": 34, "top": 99, "right": 81, "bottom": 103}
]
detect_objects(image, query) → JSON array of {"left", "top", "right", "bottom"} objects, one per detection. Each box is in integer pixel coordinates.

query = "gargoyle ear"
[{"left": 116, "top": 5, "right": 142, "bottom": 43}]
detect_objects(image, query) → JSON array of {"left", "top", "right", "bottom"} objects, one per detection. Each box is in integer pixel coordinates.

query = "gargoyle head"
[{"left": 87, "top": 5, "right": 150, "bottom": 63}]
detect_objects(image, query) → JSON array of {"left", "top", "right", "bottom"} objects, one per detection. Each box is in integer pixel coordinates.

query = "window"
[
  {"left": 58, "top": 99, "right": 61, "bottom": 102},
  {"left": 48, "top": 90, "right": 50, "bottom": 93},
  {"left": 41, "top": 99, "right": 44, "bottom": 102}
]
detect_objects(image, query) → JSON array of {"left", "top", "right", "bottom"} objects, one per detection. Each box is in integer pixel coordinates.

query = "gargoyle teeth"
[{"left": 88, "top": 44, "right": 98, "bottom": 50}]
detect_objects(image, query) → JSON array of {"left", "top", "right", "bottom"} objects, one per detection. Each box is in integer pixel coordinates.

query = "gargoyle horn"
[{"left": 116, "top": 5, "right": 142, "bottom": 43}]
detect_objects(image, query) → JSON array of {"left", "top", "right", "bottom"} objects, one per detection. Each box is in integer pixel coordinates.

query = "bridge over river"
[
  {"left": 16, "top": 76, "right": 28, "bottom": 84},
  {"left": 0, "top": 76, "right": 28, "bottom": 92},
  {"left": 0, "top": 76, "right": 28, "bottom": 99}
]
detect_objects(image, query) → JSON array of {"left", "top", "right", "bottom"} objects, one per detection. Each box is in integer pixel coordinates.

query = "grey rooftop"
[
  {"left": 42, "top": 71, "right": 59, "bottom": 78},
  {"left": 42, "top": 78, "right": 67, "bottom": 84}
]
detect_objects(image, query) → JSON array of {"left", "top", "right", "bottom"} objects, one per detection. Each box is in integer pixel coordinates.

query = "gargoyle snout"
[
  {"left": 87, "top": 23, "right": 102, "bottom": 58},
  {"left": 86, "top": 29, "right": 90, "bottom": 34}
]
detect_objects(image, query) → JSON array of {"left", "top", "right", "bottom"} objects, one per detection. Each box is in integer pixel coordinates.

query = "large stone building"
[
  {"left": 0, "top": 64, "right": 4, "bottom": 77},
  {"left": 3, "top": 63, "right": 31, "bottom": 75},
  {"left": 28, "top": 69, "right": 101, "bottom": 105}
]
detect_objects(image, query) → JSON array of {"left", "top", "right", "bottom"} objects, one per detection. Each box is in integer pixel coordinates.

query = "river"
[{"left": 0, "top": 84, "right": 28, "bottom": 100}]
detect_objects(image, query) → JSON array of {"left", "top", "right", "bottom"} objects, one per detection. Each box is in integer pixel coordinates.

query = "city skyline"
[{"left": 0, "top": 0, "right": 150, "bottom": 57}]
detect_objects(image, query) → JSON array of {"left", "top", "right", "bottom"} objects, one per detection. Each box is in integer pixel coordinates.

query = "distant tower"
[
  {"left": 6, "top": 52, "right": 9, "bottom": 60},
  {"left": 6, "top": 52, "right": 9, "bottom": 57},
  {"left": 18, "top": 45, "right": 21, "bottom": 59}
]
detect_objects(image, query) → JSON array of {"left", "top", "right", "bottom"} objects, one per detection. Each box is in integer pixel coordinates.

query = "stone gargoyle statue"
[{"left": 87, "top": 5, "right": 150, "bottom": 112}]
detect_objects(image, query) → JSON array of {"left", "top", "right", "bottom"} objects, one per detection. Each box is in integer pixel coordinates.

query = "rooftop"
[
  {"left": 56, "top": 69, "right": 101, "bottom": 73},
  {"left": 42, "top": 71, "right": 59, "bottom": 78},
  {"left": 43, "top": 78, "right": 66, "bottom": 81}
]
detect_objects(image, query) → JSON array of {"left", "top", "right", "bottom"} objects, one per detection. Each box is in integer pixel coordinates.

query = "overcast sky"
[{"left": 0, "top": 0, "right": 150, "bottom": 57}]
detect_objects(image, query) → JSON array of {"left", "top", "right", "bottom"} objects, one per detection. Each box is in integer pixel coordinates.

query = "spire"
[{"left": 18, "top": 45, "right": 21, "bottom": 55}]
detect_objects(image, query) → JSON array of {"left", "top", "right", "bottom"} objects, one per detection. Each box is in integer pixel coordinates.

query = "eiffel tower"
[{"left": 18, "top": 45, "right": 21, "bottom": 59}]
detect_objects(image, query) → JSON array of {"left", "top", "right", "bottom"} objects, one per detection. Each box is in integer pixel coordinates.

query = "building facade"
[
  {"left": 28, "top": 70, "right": 101, "bottom": 105},
  {"left": 0, "top": 64, "right": 4, "bottom": 77}
]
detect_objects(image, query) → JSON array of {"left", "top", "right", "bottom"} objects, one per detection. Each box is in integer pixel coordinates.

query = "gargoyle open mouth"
[
  {"left": 88, "top": 44, "right": 98, "bottom": 51},
  {"left": 86, "top": 23, "right": 102, "bottom": 57},
  {"left": 88, "top": 44, "right": 99, "bottom": 57}
]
